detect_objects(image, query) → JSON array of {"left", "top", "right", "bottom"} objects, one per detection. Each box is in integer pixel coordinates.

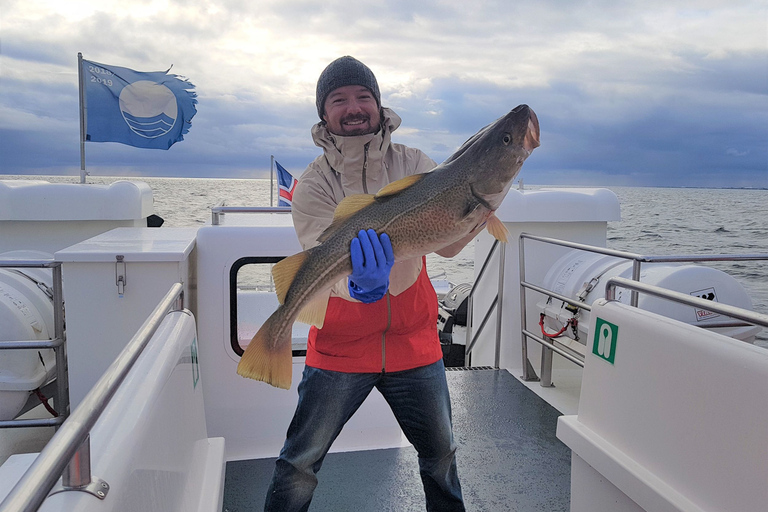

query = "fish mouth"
[
  {"left": 525, "top": 108, "right": 540, "bottom": 152},
  {"left": 513, "top": 104, "right": 540, "bottom": 153}
]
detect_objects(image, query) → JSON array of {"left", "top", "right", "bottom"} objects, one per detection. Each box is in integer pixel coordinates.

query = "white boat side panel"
[
  {"left": 495, "top": 188, "right": 621, "bottom": 223},
  {"left": 558, "top": 418, "right": 703, "bottom": 512},
  {"left": 559, "top": 300, "right": 768, "bottom": 512},
  {"left": 186, "top": 437, "right": 226, "bottom": 512},
  {"left": 37, "top": 311, "right": 225, "bottom": 512},
  {"left": 568, "top": 451, "right": 661, "bottom": 512},
  {"left": 213, "top": 211, "right": 296, "bottom": 227},
  {"left": 0, "top": 180, "right": 155, "bottom": 254},
  {"left": 196, "top": 216, "right": 407, "bottom": 461},
  {"left": 0, "top": 180, "right": 153, "bottom": 221},
  {"left": 0, "top": 453, "right": 36, "bottom": 504}
]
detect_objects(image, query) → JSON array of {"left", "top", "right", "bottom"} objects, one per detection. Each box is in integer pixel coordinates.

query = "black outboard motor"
[{"left": 438, "top": 283, "right": 472, "bottom": 367}]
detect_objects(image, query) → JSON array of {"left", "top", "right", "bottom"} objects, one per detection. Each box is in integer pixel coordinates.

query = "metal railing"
[
  {"left": 464, "top": 240, "right": 505, "bottom": 368},
  {"left": 0, "top": 283, "right": 184, "bottom": 512},
  {"left": 211, "top": 206, "right": 290, "bottom": 225},
  {"left": 0, "top": 260, "right": 68, "bottom": 429},
  {"left": 606, "top": 277, "right": 768, "bottom": 330},
  {"left": 518, "top": 233, "right": 768, "bottom": 385}
]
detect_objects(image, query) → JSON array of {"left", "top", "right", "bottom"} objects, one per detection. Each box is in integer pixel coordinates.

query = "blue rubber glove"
[{"left": 348, "top": 229, "right": 395, "bottom": 303}]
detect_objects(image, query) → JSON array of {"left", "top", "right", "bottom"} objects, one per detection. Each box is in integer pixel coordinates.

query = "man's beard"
[{"left": 338, "top": 114, "right": 377, "bottom": 136}]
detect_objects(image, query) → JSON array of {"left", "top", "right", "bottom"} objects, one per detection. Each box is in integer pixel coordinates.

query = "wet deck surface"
[{"left": 223, "top": 368, "right": 570, "bottom": 511}]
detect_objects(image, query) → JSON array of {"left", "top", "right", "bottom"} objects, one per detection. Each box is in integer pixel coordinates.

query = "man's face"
[{"left": 322, "top": 85, "right": 381, "bottom": 136}]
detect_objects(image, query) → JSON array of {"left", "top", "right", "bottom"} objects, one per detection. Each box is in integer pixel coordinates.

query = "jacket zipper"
[
  {"left": 361, "top": 140, "right": 383, "bottom": 369},
  {"left": 381, "top": 291, "right": 391, "bottom": 373},
  {"left": 362, "top": 143, "right": 370, "bottom": 194}
]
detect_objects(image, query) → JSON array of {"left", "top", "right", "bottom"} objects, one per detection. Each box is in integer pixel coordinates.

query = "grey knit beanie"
[{"left": 316, "top": 56, "right": 381, "bottom": 120}]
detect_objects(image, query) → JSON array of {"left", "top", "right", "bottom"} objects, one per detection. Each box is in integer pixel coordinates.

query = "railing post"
[
  {"left": 62, "top": 435, "right": 92, "bottom": 489},
  {"left": 494, "top": 242, "right": 506, "bottom": 369},
  {"left": 464, "top": 292, "right": 473, "bottom": 367},
  {"left": 539, "top": 344, "right": 554, "bottom": 387},
  {"left": 56, "top": 434, "right": 109, "bottom": 499},
  {"left": 630, "top": 260, "right": 642, "bottom": 306},
  {"left": 519, "top": 235, "right": 539, "bottom": 382},
  {"left": 52, "top": 263, "right": 69, "bottom": 420},
  {"left": 174, "top": 289, "right": 185, "bottom": 311}
]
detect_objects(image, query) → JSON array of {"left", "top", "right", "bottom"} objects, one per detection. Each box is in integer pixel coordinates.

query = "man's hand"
[{"left": 348, "top": 229, "right": 395, "bottom": 303}]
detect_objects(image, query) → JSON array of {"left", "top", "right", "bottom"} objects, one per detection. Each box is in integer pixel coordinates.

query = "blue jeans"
[{"left": 264, "top": 360, "right": 465, "bottom": 512}]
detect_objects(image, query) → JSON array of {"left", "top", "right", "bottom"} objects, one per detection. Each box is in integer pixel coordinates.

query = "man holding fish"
[
  {"left": 248, "top": 55, "right": 540, "bottom": 510},
  {"left": 263, "top": 55, "right": 467, "bottom": 511}
]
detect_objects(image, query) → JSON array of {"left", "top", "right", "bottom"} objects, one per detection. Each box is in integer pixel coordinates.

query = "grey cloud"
[{"left": 1, "top": 1, "right": 765, "bottom": 187}]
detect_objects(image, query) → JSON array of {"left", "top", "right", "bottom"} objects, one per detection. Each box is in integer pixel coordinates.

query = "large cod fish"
[{"left": 238, "top": 104, "right": 540, "bottom": 388}]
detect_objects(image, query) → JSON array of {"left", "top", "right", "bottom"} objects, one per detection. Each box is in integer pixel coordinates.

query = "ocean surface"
[{"left": 6, "top": 175, "right": 768, "bottom": 346}]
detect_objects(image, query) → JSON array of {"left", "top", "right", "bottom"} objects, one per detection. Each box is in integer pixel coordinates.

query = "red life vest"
[{"left": 305, "top": 258, "right": 443, "bottom": 373}]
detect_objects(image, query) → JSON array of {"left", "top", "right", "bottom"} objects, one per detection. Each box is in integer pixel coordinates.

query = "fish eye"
[{"left": 502, "top": 133, "right": 512, "bottom": 145}]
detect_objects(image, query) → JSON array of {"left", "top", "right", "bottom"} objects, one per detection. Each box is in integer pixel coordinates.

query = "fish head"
[{"left": 453, "top": 104, "right": 540, "bottom": 210}]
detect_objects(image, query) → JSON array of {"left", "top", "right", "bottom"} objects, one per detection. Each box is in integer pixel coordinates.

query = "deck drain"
[{"left": 445, "top": 366, "right": 495, "bottom": 371}]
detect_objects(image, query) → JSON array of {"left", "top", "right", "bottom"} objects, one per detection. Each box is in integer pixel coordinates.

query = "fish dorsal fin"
[
  {"left": 272, "top": 252, "right": 308, "bottom": 304},
  {"left": 375, "top": 174, "right": 425, "bottom": 198},
  {"left": 296, "top": 291, "right": 329, "bottom": 328},
  {"left": 335, "top": 194, "right": 376, "bottom": 219},
  {"left": 317, "top": 194, "right": 376, "bottom": 242},
  {"left": 485, "top": 213, "right": 510, "bottom": 243}
]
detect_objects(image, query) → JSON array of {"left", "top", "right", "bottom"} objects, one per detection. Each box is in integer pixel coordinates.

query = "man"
[{"left": 264, "top": 56, "right": 466, "bottom": 512}]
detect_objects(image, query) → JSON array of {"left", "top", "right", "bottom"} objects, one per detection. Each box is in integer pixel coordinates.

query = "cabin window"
[{"left": 229, "top": 257, "right": 308, "bottom": 357}]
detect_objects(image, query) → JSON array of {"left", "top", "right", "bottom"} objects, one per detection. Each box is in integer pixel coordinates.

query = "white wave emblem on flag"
[{"left": 118, "top": 80, "right": 178, "bottom": 138}]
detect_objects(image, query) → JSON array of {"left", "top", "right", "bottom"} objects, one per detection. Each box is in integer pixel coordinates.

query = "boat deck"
[{"left": 223, "top": 368, "right": 571, "bottom": 511}]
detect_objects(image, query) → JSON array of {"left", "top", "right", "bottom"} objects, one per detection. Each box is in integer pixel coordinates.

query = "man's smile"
[{"left": 342, "top": 116, "right": 369, "bottom": 126}]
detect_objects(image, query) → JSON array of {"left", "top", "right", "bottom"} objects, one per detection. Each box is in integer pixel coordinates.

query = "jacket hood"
[{"left": 311, "top": 108, "right": 402, "bottom": 178}]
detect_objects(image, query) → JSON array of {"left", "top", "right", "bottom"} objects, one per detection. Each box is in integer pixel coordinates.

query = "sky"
[{"left": 1, "top": 0, "right": 766, "bottom": 187}]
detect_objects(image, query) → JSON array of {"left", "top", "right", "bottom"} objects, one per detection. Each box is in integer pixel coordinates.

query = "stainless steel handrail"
[
  {"left": 211, "top": 206, "right": 291, "bottom": 225},
  {"left": 0, "top": 260, "right": 67, "bottom": 429},
  {"left": 605, "top": 277, "right": 768, "bottom": 329},
  {"left": 0, "top": 283, "right": 184, "bottom": 512},
  {"left": 518, "top": 233, "right": 768, "bottom": 385},
  {"left": 520, "top": 233, "right": 768, "bottom": 306}
]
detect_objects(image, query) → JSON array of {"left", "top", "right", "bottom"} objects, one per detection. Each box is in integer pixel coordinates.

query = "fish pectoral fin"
[
  {"left": 375, "top": 174, "right": 425, "bottom": 198},
  {"left": 485, "top": 213, "right": 509, "bottom": 243},
  {"left": 272, "top": 252, "right": 308, "bottom": 304},
  {"left": 317, "top": 194, "right": 376, "bottom": 243},
  {"left": 296, "top": 291, "right": 329, "bottom": 328}
]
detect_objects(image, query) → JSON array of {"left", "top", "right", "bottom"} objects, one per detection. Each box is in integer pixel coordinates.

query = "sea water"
[{"left": 5, "top": 175, "right": 767, "bottom": 346}]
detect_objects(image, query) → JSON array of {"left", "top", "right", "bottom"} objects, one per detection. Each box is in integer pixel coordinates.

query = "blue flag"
[
  {"left": 82, "top": 59, "right": 197, "bottom": 150},
  {"left": 276, "top": 161, "right": 298, "bottom": 207}
]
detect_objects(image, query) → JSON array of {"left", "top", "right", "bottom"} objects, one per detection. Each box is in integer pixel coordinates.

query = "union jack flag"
[{"left": 276, "top": 161, "right": 298, "bottom": 207}]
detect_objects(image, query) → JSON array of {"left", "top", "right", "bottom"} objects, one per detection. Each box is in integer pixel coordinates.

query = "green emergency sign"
[{"left": 592, "top": 318, "right": 618, "bottom": 364}]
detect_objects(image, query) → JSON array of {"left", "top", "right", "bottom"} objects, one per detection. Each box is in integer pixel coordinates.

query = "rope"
[
  {"left": 34, "top": 388, "right": 59, "bottom": 417},
  {"left": 539, "top": 313, "right": 578, "bottom": 338}
]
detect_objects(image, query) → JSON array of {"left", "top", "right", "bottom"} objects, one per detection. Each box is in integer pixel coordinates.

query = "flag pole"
[
  {"left": 77, "top": 52, "right": 88, "bottom": 184},
  {"left": 270, "top": 155, "right": 275, "bottom": 207}
]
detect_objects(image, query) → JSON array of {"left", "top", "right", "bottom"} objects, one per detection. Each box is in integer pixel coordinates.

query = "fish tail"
[{"left": 236, "top": 312, "right": 293, "bottom": 389}]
